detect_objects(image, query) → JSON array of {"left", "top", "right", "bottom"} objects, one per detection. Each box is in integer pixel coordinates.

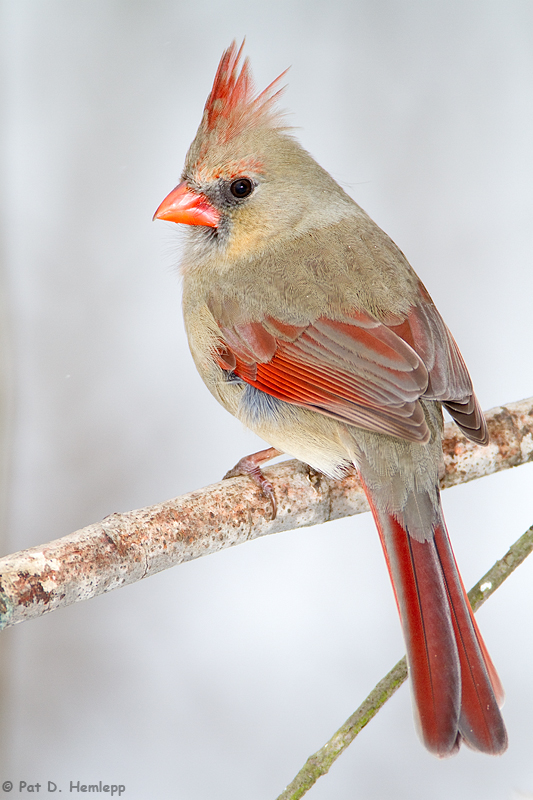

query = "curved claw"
[{"left": 223, "top": 447, "right": 282, "bottom": 520}]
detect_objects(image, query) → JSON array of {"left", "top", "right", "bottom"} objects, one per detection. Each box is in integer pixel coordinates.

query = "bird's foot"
[{"left": 223, "top": 447, "right": 283, "bottom": 519}]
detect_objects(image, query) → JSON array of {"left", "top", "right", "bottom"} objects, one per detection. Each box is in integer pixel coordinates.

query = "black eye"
[{"left": 230, "top": 178, "right": 253, "bottom": 198}]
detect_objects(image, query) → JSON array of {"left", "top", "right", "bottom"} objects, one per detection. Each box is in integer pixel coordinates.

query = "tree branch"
[
  {"left": 0, "top": 397, "right": 532, "bottom": 630},
  {"left": 274, "top": 522, "right": 533, "bottom": 800}
]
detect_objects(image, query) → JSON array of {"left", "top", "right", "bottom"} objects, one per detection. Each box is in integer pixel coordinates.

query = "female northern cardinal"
[{"left": 154, "top": 42, "right": 507, "bottom": 757}]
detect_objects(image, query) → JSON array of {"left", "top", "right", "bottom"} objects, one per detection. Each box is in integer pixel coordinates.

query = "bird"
[{"left": 153, "top": 41, "right": 507, "bottom": 757}]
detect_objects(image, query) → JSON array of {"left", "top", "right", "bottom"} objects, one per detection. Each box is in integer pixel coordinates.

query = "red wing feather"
[
  {"left": 217, "top": 309, "right": 430, "bottom": 441},
  {"left": 210, "top": 287, "right": 487, "bottom": 445}
]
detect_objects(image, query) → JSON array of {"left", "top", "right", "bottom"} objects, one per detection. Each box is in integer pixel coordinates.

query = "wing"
[{"left": 208, "top": 283, "right": 488, "bottom": 445}]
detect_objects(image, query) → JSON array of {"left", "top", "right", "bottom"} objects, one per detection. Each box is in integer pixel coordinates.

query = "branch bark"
[{"left": 0, "top": 397, "right": 532, "bottom": 631}]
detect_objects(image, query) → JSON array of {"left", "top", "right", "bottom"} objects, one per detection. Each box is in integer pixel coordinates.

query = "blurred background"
[{"left": 1, "top": 2, "right": 533, "bottom": 798}]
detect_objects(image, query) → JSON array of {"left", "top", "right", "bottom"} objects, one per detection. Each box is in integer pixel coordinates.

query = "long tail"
[{"left": 362, "top": 485, "right": 508, "bottom": 757}]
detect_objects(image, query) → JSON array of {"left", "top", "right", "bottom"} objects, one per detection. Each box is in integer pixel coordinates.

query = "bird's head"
[{"left": 153, "top": 42, "right": 353, "bottom": 260}]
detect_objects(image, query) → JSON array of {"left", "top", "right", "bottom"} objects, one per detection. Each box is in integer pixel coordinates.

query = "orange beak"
[{"left": 152, "top": 182, "right": 220, "bottom": 227}]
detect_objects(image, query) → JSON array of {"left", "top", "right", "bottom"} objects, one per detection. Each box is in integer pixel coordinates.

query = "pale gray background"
[{"left": 1, "top": 2, "right": 533, "bottom": 798}]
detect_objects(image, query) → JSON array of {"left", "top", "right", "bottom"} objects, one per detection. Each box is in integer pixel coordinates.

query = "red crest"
[{"left": 202, "top": 41, "right": 287, "bottom": 144}]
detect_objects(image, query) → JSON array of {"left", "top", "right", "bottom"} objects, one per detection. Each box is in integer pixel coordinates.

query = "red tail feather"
[
  {"left": 433, "top": 525, "right": 507, "bottom": 752},
  {"left": 363, "top": 486, "right": 507, "bottom": 756}
]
